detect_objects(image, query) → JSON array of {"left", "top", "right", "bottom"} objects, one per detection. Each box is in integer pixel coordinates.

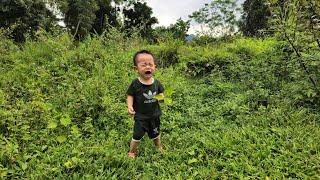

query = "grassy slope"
[{"left": 0, "top": 34, "right": 319, "bottom": 179}]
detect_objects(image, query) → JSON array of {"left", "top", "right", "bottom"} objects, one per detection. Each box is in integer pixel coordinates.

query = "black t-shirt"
[{"left": 127, "top": 78, "right": 164, "bottom": 120}]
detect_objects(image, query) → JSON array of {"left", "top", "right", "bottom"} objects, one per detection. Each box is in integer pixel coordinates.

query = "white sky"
[
  {"left": 146, "top": 0, "right": 244, "bottom": 34},
  {"left": 146, "top": 0, "right": 212, "bottom": 34}
]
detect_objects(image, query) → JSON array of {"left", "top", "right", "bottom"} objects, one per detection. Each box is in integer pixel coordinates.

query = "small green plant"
[
  {"left": 47, "top": 114, "right": 81, "bottom": 143},
  {"left": 155, "top": 87, "right": 174, "bottom": 105}
]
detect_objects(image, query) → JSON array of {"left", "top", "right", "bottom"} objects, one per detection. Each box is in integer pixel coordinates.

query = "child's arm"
[
  {"left": 127, "top": 95, "right": 135, "bottom": 117},
  {"left": 156, "top": 80, "right": 165, "bottom": 103}
]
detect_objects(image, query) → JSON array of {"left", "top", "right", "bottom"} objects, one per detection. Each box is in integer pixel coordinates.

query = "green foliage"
[
  {"left": 269, "top": 0, "right": 320, "bottom": 96},
  {"left": 91, "top": 0, "right": 120, "bottom": 35},
  {"left": 153, "top": 18, "right": 191, "bottom": 42},
  {"left": 63, "top": 0, "right": 99, "bottom": 40},
  {"left": 0, "top": 0, "right": 56, "bottom": 42},
  {"left": 123, "top": 1, "right": 158, "bottom": 41},
  {"left": 189, "top": 0, "right": 241, "bottom": 36},
  {"left": 1, "top": 31, "right": 320, "bottom": 179},
  {"left": 1, "top": 0, "right": 158, "bottom": 41},
  {"left": 269, "top": 0, "right": 320, "bottom": 51},
  {"left": 240, "top": 0, "right": 271, "bottom": 37},
  {"left": 146, "top": 40, "right": 183, "bottom": 68},
  {"left": 169, "top": 18, "right": 190, "bottom": 40},
  {"left": 60, "top": 0, "right": 123, "bottom": 39},
  {"left": 155, "top": 86, "right": 174, "bottom": 106}
]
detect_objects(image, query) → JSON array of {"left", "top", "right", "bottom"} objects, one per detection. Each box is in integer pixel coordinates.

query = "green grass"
[{"left": 1, "top": 33, "right": 320, "bottom": 179}]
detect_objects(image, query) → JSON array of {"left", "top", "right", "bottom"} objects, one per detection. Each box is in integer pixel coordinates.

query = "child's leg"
[
  {"left": 129, "top": 140, "right": 138, "bottom": 154},
  {"left": 129, "top": 120, "right": 143, "bottom": 157},
  {"left": 150, "top": 117, "right": 163, "bottom": 152},
  {"left": 153, "top": 136, "right": 163, "bottom": 152}
]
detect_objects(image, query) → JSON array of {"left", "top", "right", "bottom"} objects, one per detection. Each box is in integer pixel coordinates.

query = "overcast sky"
[
  {"left": 146, "top": 0, "right": 211, "bottom": 34},
  {"left": 146, "top": 0, "right": 244, "bottom": 34}
]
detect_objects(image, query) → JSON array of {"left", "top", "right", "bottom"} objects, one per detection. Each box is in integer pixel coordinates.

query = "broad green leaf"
[
  {"left": 71, "top": 125, "right": 79, "bottom": 135},
  {"left": 41, "top": 145, "right": 48, "bottom": 152},
  {"left": 0, "top": 90, "right": 4, "bottom": 105},
  {"left": 22, "top": 134, "right": 31, "bottom": 141},
  {"left": 155, "top": 93, "right": 165, "bottom": 101},
  {"left": 60, "top": 116, "right": 71, "bottom": 127},
  {"left": 51, "top": 168, "right": 58, "bottom": 172},
  {"left": 57, "top": 135, "right": 67, "bottom": 143},
  {"left": 164, "top": 98, "right": 173, "bottom": 105},
  {"left": 18, "top": 161, "right": 28, "bottom": 171},
  {"left": 47, "top": 121, "right": 57, "bottom": 129},
  {"left": 64, "top": 160, "right": 73, "bottom": 168},
  {"left": 306, "top": 90, "right": 316, "bottom": 98},
  {"left": 165, "top": 87, "right": 174, "bottom": 97},
  {"left": 188, "top": 158, "right": 198, "bottom": 164},
  {"left": 1, "top": 170, "right": 8, "bottom": 177},
  {"left": 21, "top": 125, "right": 30, "bottom": 130},
  {"left": 188, "top": 150, "right": 195, "bottom": 156},
  {"left": 21, "top": 163, "right": 27, "bottom": 171}
]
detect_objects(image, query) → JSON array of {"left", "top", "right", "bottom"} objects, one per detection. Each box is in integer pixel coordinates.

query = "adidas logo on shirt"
[{"left": 143, "top": 90, "right": 157, "bottom": 104}]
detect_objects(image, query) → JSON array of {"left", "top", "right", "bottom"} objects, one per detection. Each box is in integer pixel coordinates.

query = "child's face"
[{"left": 135, "top": 53, "right": 156, "bottom": 80}]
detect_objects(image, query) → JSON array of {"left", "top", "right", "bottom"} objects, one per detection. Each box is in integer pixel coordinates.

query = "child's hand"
[{"left": 128, "top": 106, "right": 136, "bottom": 118}]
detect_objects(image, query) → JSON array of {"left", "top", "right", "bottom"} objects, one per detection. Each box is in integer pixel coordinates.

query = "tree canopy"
[
  {"left": 189, "top": 0, "right": 241, "bottom": 36},
  {"left": 0, "top": 0, "right": 158, "bottom": 41},
  {"left": 0, "top": 0, "right": 55, "bottom": 42},
  {"left": 123, "top": 1, "right": 158, "bottom": 40},
  {"left": 240, "top": 0, "right": 271, "bottom": 37}
]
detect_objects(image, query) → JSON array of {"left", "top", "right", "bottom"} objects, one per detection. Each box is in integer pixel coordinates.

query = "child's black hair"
[{"left": 133, "top": 50, "right": 156, "bottom": 66}]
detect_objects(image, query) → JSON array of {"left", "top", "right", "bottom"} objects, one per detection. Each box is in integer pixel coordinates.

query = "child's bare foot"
[
  {"left": 159, "top": 148, "right": 165, "bottom": 154},
  {"left": 158, "top": 145, "right": 165, "bottom": 154},
  {"left": 128, "top": 152, "right": 136, "bottom": 159}
]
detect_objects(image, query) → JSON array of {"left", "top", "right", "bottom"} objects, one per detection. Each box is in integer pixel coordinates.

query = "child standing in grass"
[{"left": 127, "top": 50, "right": 164, "bottom": 158}]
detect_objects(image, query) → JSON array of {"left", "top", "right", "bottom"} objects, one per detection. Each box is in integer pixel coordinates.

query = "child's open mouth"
[{"left": 145, "top": 71, "right": 151, "bottom": 75}]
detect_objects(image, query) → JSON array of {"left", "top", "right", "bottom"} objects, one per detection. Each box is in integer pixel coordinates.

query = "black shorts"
[{"left": 132, "top": 117, "right": 160, "bottom": 141}]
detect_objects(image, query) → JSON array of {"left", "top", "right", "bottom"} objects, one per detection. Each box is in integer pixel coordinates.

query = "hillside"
[{"left": 1, "top": 33, "right": 320, "bottom": 179}]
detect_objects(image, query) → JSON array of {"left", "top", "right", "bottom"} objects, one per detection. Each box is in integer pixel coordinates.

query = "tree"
[
  {"left": 169, "top": 18, "right": 190, "bottom": 40},
  {"left": 153, "top": 18, "right": 190, "bottom": 42},
  {"left": 269, "top": 0, "right": 320, "bottom": 95},
  {"left": 91, "top": 0, "right": 120, "bottom": 35},
  {"left": 189, "top": 0, "right": 241, "bottom": 36},
  {"left": 0, "top": 0, "right": 56, "bottom": 42},
  {"left": 123, "top": 1, "right": 158, "bottom": 39},
  {"left": 240, "top": 0, "right": 271, "bottom": 37},
  {"left": 55, "top": 0, "right": 123, "bottom": 40},
  {"left": 63, "top": 0, "right": 99, "bottom": 40}
]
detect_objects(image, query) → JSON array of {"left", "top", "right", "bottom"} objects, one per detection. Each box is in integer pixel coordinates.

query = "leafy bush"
[{"left": 146, "top": 40, "right": 183, "bottom": 68}]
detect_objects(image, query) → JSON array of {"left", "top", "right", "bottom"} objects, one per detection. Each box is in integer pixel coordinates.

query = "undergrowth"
[{"left": 0, "top": 32, "right": 319, "bottom": 179}]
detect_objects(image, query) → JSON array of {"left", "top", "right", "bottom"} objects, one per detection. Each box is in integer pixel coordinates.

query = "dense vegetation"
[
  {"left": 1, "top": 0, "right": 320, "bottom": 178},
  {"left": 1, "top": 30, "right": 319, "bottom": 178}
]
